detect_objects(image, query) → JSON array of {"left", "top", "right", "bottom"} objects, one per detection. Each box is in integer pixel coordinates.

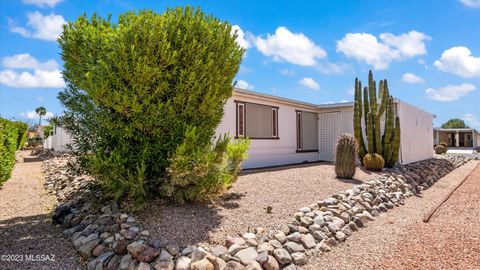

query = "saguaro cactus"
[
  {"left": 335, "top": 134, "right": 358, "bottom": 179},
  {"left": 353, "top": 70, "right": 401, "bottom": 169}
]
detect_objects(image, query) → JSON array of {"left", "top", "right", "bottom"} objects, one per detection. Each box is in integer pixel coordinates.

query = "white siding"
[
  {"left": 397, "top": 101, "right": 434, "bottom": 163},
  {"left": 216, "top": 93, "right": 318, "bottom": 169},
  {"left": 317, "top": 107, "right": 354, "bottom": 161}
]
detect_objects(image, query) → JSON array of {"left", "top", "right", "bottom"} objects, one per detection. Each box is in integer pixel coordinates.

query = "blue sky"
[{"left": 1, "top": 0, "right": 479, "bottom": 129}]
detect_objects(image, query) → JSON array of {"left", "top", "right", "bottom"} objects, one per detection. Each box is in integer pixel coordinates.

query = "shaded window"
[
  {"left": 296, "top": 110, "right": 318, "bottom": 151},
  {"left": 236, "top": 101, "right": 279, "bottom": 139}
]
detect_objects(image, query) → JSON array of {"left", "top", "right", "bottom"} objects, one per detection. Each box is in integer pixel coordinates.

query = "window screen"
[
  {"left": 236, "top": 102, "right": 278, "bottom": 139},
  {"left": 297, "top": 111, "right": 318, "bottom": 151},
  {"left": 246, "top": 103, "right": 273, "bottom": 138}
]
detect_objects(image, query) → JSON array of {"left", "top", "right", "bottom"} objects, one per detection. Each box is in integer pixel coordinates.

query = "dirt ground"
[
  {"left": 137, "top": 162, "right": 382, "bottom": 246},
  {"left": 302, "top": 160, "right": 480, "bottom": 270},
  {"left": 0, "top": 151, "right": 79, "bottom": 270}
]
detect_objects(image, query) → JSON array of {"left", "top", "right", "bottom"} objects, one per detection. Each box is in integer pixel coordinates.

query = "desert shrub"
[
  {"left": 13, "top": 121, "right": 28, "bottom": 150},
  {"left": 435, "top": 144, "right": 447, "bottom": 154},
  {"left": 162, "top": 128, "right": 250, "bottom": 203},
  {"left": 0, "top": 118, "right": 19, "bottom": 184},
  {"left": 27, "top": 137, "right": 43, "bottom": 147},
  {"left": 439, "top": 141, "right": 448, "bottom": 147},
  {"left": 58, "top": 7, "right": 245, "bottom": 205}
]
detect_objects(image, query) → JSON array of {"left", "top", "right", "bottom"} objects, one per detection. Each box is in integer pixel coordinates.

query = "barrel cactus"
[
  {"left": 335, "top": 134, "right": 358, "bottom": 179},
  {"left": 362, "top": 153, "right": 385, "bottom": 171}
]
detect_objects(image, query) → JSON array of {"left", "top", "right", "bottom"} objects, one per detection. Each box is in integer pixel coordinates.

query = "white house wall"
[
  {"left": 43, "top": 126, "right": 72, "bottom": 152},
  {"left": 317, "top": 107, "right": 354, "bottom": 161},
  {"left": 397, "top": 101, "right": 434, "bottom": 163},
  {"left": 216, "top": 93, "right": 319, "bottom": 169}
]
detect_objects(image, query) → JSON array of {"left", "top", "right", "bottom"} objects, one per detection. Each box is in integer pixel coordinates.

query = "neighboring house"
[
  {"left": 433, "top": 128, "right": 480, "bottom": 148},
  {"left": 216, "top": 88, "right": 434, "bottom": 169},
  {"left": 43, "top": 125, "right": 72, "bottom": 152},
  {"left": 46, "top": 88, "right": 435, "bottom": 169}
]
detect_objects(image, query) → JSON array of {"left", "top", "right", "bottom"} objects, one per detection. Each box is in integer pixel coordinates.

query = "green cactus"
[
  {"left": 363, "top": 153, "right": 385, "bottom": 171},
  {"left": 335, "top": 134, "right": 358, "bottom": 179},
  {"left": 353, "top": 70, "right": 401, "bottom": 169}
]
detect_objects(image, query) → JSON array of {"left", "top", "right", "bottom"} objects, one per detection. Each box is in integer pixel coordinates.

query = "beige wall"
[{"left": 216, "top": 92, "right": 319, "bottom": 169}]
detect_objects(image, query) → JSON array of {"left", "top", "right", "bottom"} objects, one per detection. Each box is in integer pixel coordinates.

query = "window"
[
  {"left": 296, "top": 110, "right": 318, "bottom": 152},
  {"left": 236, "top": 101, "right": 279, "bottom": 139}
]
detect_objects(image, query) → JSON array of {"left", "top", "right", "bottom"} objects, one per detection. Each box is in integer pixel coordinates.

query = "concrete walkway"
[{"left": 0, "top": 151, "right": 80, "bottom": 270}]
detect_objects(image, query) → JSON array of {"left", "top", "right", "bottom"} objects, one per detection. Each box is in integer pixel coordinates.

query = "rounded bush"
[
  {"left": 58, "top": 7, "right": 247, "bottom": 205},
  {"left": 435, "top": 145, "right": 447, "bottom": 155}
]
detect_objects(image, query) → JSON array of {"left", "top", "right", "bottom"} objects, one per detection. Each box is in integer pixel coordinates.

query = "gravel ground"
[
  {"left": 375, "top": 162, "right": 480, "bottom": 270},
  {"left": 137, "top": 162, "right": 382, "bottom": 246},
  {"left": 0, "top": 151, "right": 80, "bottom": 270},
  {"left": 301, "top": 160, "right": 479, "bottom": 270}
]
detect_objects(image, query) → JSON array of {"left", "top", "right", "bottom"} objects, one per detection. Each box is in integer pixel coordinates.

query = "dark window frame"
[{"left": 235, "top": 100, "right": 279, "bottom": 140}]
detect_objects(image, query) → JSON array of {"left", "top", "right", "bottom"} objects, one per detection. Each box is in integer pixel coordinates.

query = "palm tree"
[{"left": 35, "top": 106, "right": 47, "bottom": 126}]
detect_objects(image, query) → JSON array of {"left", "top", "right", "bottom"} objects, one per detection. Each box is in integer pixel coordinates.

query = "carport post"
[{"left": 455, "top": 131, "right": 460, "bottom": 147}]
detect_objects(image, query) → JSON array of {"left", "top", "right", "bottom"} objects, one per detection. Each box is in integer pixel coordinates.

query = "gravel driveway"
[
  {"left": 0, "top": 151, "right": 79, "bottom": 270},
  {"left": 301, "top": 160, "right": 479, "bottom": 270},
  {"left": 137, "top": 162, "right": 382, "bottom": 246}
]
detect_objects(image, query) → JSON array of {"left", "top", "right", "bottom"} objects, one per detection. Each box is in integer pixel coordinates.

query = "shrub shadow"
[{"left": 0, "top": 214, "right": 79, "bottom": 269}]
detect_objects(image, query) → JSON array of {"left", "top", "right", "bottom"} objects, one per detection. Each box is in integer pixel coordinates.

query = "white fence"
[{"left": 43, "top": 126, "right": 72, "bottom": 152}]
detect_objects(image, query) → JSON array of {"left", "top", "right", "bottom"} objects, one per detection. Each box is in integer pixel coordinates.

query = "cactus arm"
[
  {"left": 363, "top": 86, "right": 369, "bottom": 129},
  {"left": 354, "top": 100, "right": 367, "bottom": 159},
  {"left": 366, "top": 112, "right": 375, "bottom": 154},
  {"left": 368, "top": 71, "right": 377, "bottom": 115},
  {"left": 375, "top": 115, "right": 382, "bottom": 155},
  {"left": 388, "top": 116, "right": 401, "bottom": 167},
  {"left": 377, "top": 79, "right": 388, "bottom": 118},
  {"left": 383, "top": 97, "right": 394, "bottom": 144}
]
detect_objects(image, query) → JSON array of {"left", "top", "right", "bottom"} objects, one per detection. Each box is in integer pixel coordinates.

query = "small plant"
[
  {"left": 363, "top": 153, "right": 385, "bottom": 171},
  {"left": 435, "top": 144, "right": 447, "bottom": 155},
  {"left": 335, "top": 134, "right": 358, "bottom": 179},
  {"left": 439, "top": 141, "right": 448, "bottom": 147}
]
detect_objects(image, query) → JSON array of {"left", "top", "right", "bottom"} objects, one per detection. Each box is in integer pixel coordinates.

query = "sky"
[{"left": 0, "top": 0, "right": 479, "bottom": 129}]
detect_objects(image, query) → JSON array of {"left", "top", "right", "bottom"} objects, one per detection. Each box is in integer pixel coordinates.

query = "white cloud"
[
  {"left": 20, "top": 111, "right": 54, "bottom": 120},
  {"left": 2, "top": 53, "right": 58, "bottom": 71},
  {"left": 255, "top": 26, "right": 327, "bottom": 66},
  {"left": 0, "top": 54, "right": 64, "bottom": 88},
  {"left": 280, "top": 68, "right": 295, "bottom": 76},
  {"left": 235, "top": 79, "right": 254, "bottom": 90},
  {"left": 425, "top": 83, "right": 476, "bottom": 102},
  {"left": 231, "top": 25, "right": 251, "bottom": 49},
  {"left": 402, "top": 72, "right": 425, "bottom": 83},
  {"left": 299, "top": 77, "right": 320, "bottom": 90},
  {"left": 460, "top": 0, "right": 480, "bottom": 8},
  {"left": 336, "top": 31, "right": 431, "bottom": 69},
  {"left": 0, "top": 69, "right": 65, "bottom": 88},
  {"left": 434, "top": 46, "right": 480, "bottom": 78},
  {"left": 464, "top": 113, "right": 480, "bottom": 128},
  {"left": 22, "top": 0, "right": 63, "bottom": 8},
  {"left": 9, "top": 11, "right": 66, "bottom": 41}
]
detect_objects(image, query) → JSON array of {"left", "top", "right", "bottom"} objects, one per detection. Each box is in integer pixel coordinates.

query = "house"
[
  {"left": 216, "top": 88, "right": 434, "bottom": 169},
  {"left": 46, "top": 88, "right": 435, "bottom": 169},
  {"left": 433, "top": 127, "right": 480, "bottom": 148}
]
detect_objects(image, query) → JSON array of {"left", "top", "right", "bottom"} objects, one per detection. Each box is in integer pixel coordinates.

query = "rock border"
[{"left": 44, "top": 154, "right": 470, "bottom": 270}]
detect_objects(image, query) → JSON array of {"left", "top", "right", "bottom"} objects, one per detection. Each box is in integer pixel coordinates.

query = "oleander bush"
[
  {"left": 58, "top": 7, "right": 247, "bottom": 205},
  {"left": 0, "top": 118, "right": 25, "bottom": 184},
  {"left": 14, "top": 121, "right": 28, "bottom": 150}
]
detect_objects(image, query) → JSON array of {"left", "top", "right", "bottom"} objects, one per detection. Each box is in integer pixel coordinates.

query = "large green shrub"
[
  {"left": 14, "top": 121, "right": 28, "bottom": 150},
  {"left": 0, "top": 118, "right": 20, "bottom": 184},
  {"left": 58, "top": 7, "right": 247, "bottom": 205}
]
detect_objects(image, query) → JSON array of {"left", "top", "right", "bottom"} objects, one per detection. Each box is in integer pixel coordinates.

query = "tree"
[
  {"left": 441, "top": 118, "right": 469, "bottom": 129},
  {"left": 35, "top": 106, "right": 46, "bottom": 126},
  {"left": 58, "top": 7, "right": 248, "bottom": 205}
]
